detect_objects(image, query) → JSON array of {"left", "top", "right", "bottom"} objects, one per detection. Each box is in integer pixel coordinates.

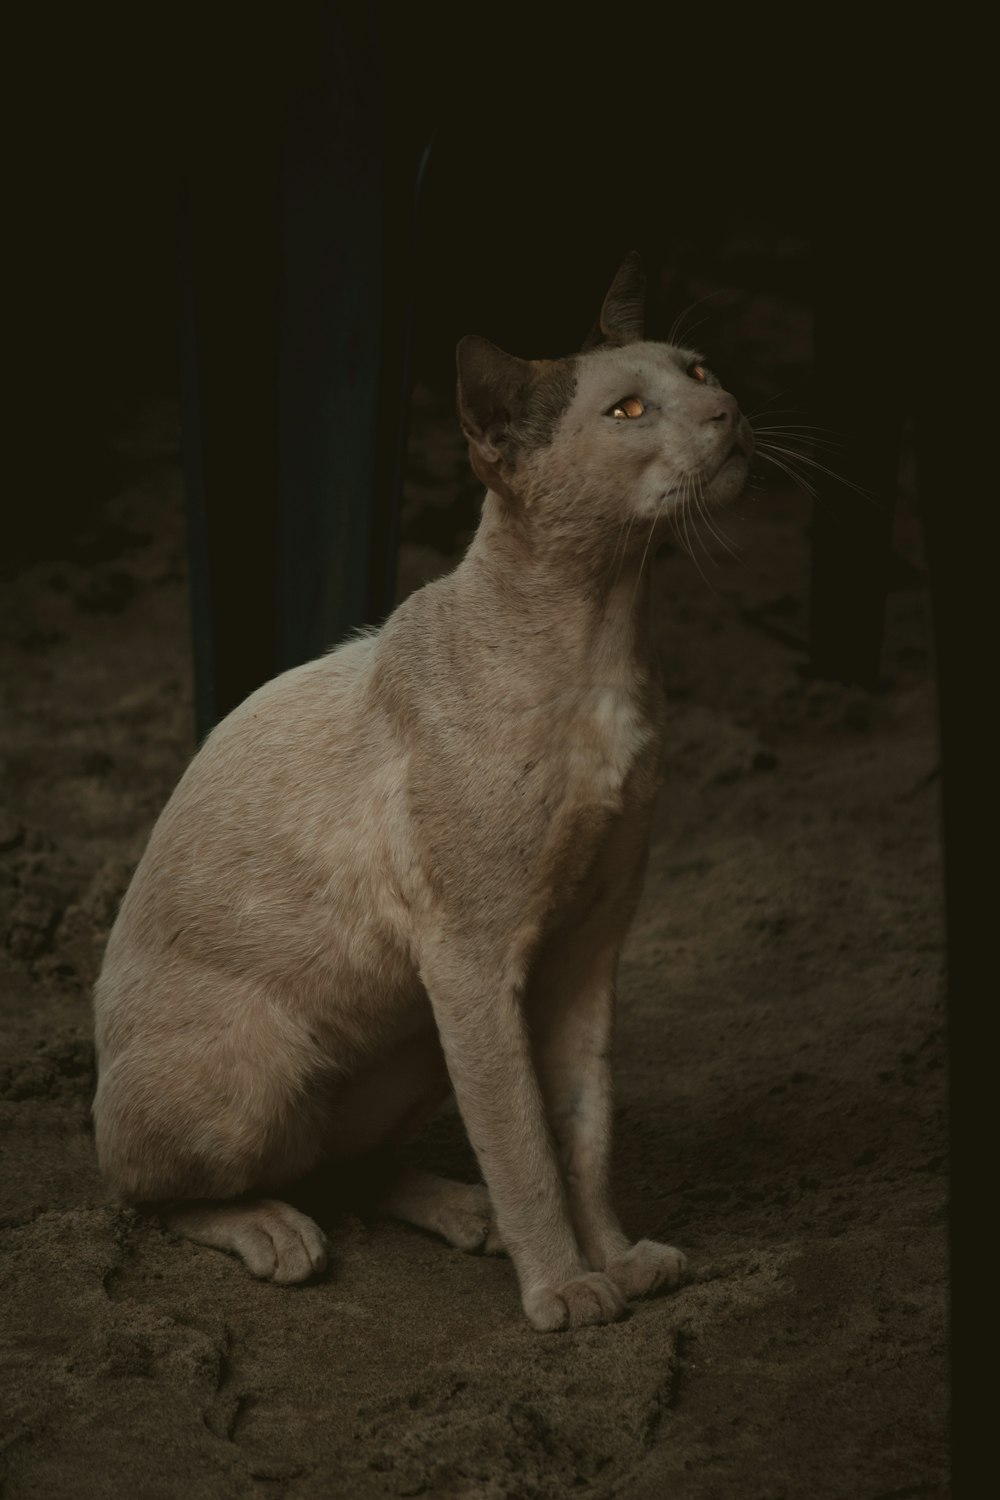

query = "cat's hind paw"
[
  {"left": 161, "top": 1198, "right": 328, "bottom": 1285},
  {"left": 432, "top": 1183, "right": 506, "bottom": 1255},
  {"left": 378, "top": 1170, "right": 505, "bottom": 1255}
]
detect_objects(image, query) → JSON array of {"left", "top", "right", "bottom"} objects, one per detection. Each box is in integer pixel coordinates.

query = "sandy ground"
[{"left": 1, "top": 308, "right": 948, "bottom": 1494}]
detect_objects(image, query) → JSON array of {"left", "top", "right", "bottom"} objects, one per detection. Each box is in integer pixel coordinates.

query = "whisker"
[
  {"left": 672, "top": 506, "right": 695, "bottom": 563},
  {"left": 751, "top": 421, "right": 840, "bottom": 435},
  {"left": 754, "top": 449, "right": 822, "bottom": 504},
  {"left": 744, "top": 389, "right": 794, "bottom": 420},
  {"left": 688, "top": 476, "right": 721, "bottom": 557},
  {"left": 676, "top": 479, "right": 716, "bottom": 594},
  {"left": 667, "top": 287, "right": 732, "bottom": 346},
  {"left": 689, "top": 495, "right": 723, "bottom": 576},
  {"left": 753, "top": 439, "right": 878, "bottom": 503},
  {"left": 681, "top": 480, "right": 711, "bottom": 567},
  {"left": 675, "top": 480, "right": 695, "bottom": 560},
  {"left": 669, "top": 312, "right": 712, "bottom": 347},
  {"left": 745, "top": 408, "right": 839, "bottom": 432},
  {"left": 610, "top": 510, "right": 637, "bottom": 589},
  {"left": 751, "top": 451, "right": 850, "bottom": 520},
  {"left": 695, "top": 478, "right": 742, "bottom": 561},
  {"left": 667, "top": 478, "right": 693, "bottom": 559},
  {"left": 631, "top": 498, "right": 663, "bottom": 610},
  {"left": 751, "top": 424, "right": 845, "bottom": 452}
]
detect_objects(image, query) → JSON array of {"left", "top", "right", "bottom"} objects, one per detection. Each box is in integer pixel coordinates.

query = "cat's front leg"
[
  {"left": 419, "top": 938, "right": 626, "bottom": 1332},
  {"left": 531, "top": 947, "right": 687, "bottom": 1302}
]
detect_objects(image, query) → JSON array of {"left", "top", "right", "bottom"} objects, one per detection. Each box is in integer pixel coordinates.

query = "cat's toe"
[
  {"left": 481, "top": 1220, "right": 506, "bottom": 1256},
  {"left": 235, "top": 1201, "right": 328, "bottom": 1284},
  {"left": 162, "top": 1198, "right": 328, "bottom": 1284},
  {"left": 605, "top": 1239, "right": 687, "bottom": 1300},
  {"left": 524, "top": 1272, "right": 627, "bottom": 1332},
  {"left": 437, "top": 1186, "right": 505, "bottom": 1255}
]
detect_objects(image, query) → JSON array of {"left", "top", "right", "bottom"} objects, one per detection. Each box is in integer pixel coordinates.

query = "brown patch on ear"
[
  {"left": 456, "top": 337, "right": 577, "bottom": 498},
  {"left": 456, "top": 336, "right": 533, "bottom": 458},
  {"left": 467, "top": 442, "right": 516, "bottom": 503},
  {"left": 583, "top": 252, "right": 646, "bottom": 349},
  {"left": 517, "top": 359, "right": 578, "bottom": 451}
]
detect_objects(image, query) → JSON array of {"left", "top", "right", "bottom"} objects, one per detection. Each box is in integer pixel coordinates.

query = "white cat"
[{"left": 93, "top": 254, "right": 752, "bottom": 1330}]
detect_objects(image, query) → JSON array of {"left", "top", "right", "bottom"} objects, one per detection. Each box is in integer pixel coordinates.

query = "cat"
[{"left": 92, "top": 253, "right": 752, "bottom": 1331}]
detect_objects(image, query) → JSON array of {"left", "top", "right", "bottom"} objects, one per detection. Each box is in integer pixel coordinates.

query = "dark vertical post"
[
  {"left": 179, "top": 7, "right": 430, "bottom": 740},
  {"left": 274, "top": 9, "right": 386, "bottom": 670},
  {"left": 178, "top": 17, "right": 284, "bottom": 739},
  {"left": 808, "top": 103, "right": 906, "bottom": 689},
  {"left": 808, "top": 255, "right": 903, "bottom": 688}
]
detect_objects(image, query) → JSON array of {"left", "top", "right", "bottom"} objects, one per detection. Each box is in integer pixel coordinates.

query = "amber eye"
[
  {"left": 608, "top": 396, "right": 645, "bottom": 419},
  {"left": 687, "top": 363, "right": 708, "bottom": 382}
]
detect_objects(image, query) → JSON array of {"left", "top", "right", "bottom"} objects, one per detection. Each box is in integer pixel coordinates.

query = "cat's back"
[
  {"left": 154, "top": 631, "right": 383, "bottom": 828},
  {"left": 107, "top": 631, "right": 406, "bottom": 950}
]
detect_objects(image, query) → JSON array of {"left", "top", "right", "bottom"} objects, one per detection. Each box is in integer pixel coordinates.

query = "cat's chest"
[
  {"left": 557, "top": 682, "right": 658, "bottom": 808},
  {"left": 515, "top": 681, "right": 659, "bottom": 913}
]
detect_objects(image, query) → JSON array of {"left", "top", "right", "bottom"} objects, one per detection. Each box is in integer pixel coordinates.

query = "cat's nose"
[{"left": 704, "top": 394, "right": 739, "bottom": 426}]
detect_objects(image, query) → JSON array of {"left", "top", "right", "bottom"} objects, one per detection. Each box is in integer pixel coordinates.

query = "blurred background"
[{"left": 8, "top": 5, "right": 928, "bottom": 633}]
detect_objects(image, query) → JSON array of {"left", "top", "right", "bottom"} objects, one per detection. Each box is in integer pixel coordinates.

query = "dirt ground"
[{"left": 1, "top": 279, "right": 948, "bottom": 1496}]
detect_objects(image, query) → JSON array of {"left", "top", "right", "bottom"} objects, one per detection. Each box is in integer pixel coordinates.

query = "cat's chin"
[{"left": 703, "top": 451, "right": 750, "bottom": 507}]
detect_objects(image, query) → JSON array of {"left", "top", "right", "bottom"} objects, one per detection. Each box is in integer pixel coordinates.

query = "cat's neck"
[{"left": 457, "top": 490, "right": 656, "bottom": 682}]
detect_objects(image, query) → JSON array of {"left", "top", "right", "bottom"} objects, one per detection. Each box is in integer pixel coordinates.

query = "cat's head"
[{"left": 456, "top": 254, "right": 752, "bottom": 562}]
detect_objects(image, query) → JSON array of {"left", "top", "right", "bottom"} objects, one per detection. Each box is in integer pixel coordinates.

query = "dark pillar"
[
  {"left": 180, "top": 7, "right": 429, "bottom": 741},
  {"left": 808, "top": 214, "right": 905, "bottom": 689}
]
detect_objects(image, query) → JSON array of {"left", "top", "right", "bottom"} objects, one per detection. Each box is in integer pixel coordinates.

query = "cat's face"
[
  {"left": 456, "top": 256, "right": 751, "bottom": 567},
  {"left": 538, "top": 340, "right": 751, "bottom": 519}
]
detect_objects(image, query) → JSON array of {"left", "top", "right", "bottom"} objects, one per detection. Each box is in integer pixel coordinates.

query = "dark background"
[{"left": 10, "top": 6, "right": 927, "bottom": 557}]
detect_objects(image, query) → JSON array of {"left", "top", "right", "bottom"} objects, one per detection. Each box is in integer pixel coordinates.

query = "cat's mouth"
[
  {"left": 707, "top": 439, "right": 749, "bottom": 483},
  {"left": 661, "top": 440, "right": 752, "bottom": 507}
]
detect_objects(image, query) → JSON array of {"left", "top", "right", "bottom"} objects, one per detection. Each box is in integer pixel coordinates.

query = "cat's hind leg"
[
  {"left": 325, "top": 1036, "right": 506, "bottom": 1254},
  {"left": 378, "top": 1168, "right": 505, "bottom": 1255},
  {"left": 94, "top": 966, "right": 335, "bottom": 1283}
]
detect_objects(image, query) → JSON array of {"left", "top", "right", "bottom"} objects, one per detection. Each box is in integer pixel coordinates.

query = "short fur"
[{"left": 93, "top": 256, "right": 752, "bottom": 1330}]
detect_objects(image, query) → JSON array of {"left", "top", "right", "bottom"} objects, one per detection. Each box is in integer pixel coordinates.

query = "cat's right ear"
[{"left": 582, "top": 251, "right": 646, "bottom": 350}]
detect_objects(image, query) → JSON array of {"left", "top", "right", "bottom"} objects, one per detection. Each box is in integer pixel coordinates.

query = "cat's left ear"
[
  {"left": 456, "top": 335, "right": 531, "bottom": 446},
  {"left": 582, "top": 251, "right": 646, "bottom": 350},
  {"left": 456, "top": 335, "right": 533, "bottom": 492}
]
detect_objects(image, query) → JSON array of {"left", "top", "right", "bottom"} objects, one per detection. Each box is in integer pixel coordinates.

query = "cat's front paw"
[
  {"left": 523, "top": 1272, "right": 627, "bottom": 1332},
  {"left": 604, "top": 1239, "right": 687, "bottom": 1300}
]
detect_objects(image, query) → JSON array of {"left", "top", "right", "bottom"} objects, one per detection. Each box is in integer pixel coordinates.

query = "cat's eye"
[
  {"left": 687, "top": 363, "right": 708, "bottom": 382},
  {"left": 608, "top": 396, "right": 645, "bottom": 420}
]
